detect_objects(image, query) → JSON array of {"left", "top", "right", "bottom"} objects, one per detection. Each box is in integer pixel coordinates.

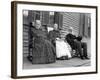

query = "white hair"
[
  {"left": 68, "top": 26, "right": 73, "bottom": 30},
  {"left": 35, "top": 20, "right": 41, "bottom": 23},
  {"left": 68, "top": 26, "right": 74, "bottom": 34}
]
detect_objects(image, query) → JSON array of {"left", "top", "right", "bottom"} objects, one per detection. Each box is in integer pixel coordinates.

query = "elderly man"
[{"left": 65, "top": 27, "right": 89, "bottom": 60}]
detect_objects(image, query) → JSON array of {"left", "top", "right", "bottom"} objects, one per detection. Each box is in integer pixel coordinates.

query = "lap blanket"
[{"left": 56, "top": 39, "right": 72, "bottom": 58}]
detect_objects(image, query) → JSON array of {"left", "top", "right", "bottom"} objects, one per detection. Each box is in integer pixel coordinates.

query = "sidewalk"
[{"left": 23, "top": 57, "right": 91, "bottom": 69}]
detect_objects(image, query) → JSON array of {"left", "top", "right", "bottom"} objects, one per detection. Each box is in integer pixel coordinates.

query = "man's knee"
[
  {"left": 82, "top": 42, "right": 87, "bottom": 47},
  {"left": 74, "top": 41, "right": 81, "bottom": 47}
]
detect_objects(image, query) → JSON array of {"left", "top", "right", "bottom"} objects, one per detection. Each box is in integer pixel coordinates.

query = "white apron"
[{"left": 56, "top": 39, "right": 72, "bottom": 58}]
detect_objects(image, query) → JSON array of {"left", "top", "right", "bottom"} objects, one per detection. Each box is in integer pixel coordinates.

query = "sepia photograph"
[{"left": 11, "top": 1, "right": 97, "bottom": 78}]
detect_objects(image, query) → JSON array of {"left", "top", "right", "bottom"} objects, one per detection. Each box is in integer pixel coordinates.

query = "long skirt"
[
  {"left": 32, "top": 37, "right": 56, "bottom": 64},
  {"left": 56, "top": 40, "right": 72, "bottom": 58}
]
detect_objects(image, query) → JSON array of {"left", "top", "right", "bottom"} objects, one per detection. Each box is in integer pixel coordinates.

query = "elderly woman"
[
  {"left": 49, "top": 23, "right": 72, "bottom": 60},
  {"left": 31, "top": 20, "right": 56, "bottom": 64}
]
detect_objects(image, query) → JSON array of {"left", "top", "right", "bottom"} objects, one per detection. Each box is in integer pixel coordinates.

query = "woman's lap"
[{"left": 32, "top": 39, "right": 56, "bottom": 64}]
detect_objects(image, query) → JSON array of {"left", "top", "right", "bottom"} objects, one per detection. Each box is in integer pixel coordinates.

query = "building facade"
[{"left": 23, "top": 10, "right": 91, "bottom": 55}]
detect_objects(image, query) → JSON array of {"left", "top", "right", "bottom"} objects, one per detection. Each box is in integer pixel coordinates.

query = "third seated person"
[{"left": 65, "top": 27, "right": 89, "bottom": 60}]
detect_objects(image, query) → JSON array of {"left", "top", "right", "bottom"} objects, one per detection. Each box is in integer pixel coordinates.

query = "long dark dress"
[
  {"left": 49, "top": 30, "right": 60, "bottom": 47},
  {"left": 32, "top": 28, "right": 56, "bottom": 64}
]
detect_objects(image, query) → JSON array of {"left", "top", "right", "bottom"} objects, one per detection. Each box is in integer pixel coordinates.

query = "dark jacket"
[
  {"left": 48, "top": 30, "right": 60, "bottom": 46},
  {"left": 49, "top": 30, "right": 60, "bottom": 41},
  {"left": 65, "top": 33, "right": 82, "bottom": 49}
]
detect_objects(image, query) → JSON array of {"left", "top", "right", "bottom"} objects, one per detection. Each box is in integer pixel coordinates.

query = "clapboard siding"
[{"left": 60, "top": 12, "right": 80, "bottom": 38}]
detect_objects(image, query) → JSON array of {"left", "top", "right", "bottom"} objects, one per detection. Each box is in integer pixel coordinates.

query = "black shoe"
[
  {"left": 56, "top": 56, "right": 65, "bottom": 60},
  {"left": 56, "top": 58, "right": 61, "bottom": 60},
  {"left": 61, "top": 56, "right": 69, "bottom": 60},
  {"left": 60, "top": 56, "right": 65, "bottom": 60},
  {"left": 56, "top": 57, "right": 63, "bottom": 60},
  {"left": 85, "top": 57, "right": 90, "bottom": 59},
  {"left": 80, "top": 57, "right": 85, "bottom": 60},
  {"left": 65, "top": 56, "right": 69, "bottom": 60}
]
